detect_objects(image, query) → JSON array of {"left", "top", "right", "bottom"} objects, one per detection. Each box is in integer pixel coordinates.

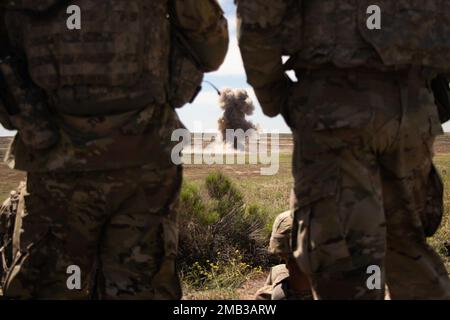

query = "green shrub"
[
  {"left": 178, "top": 171, "right": 272, "bottom": 276},
  {"left": 180, "top": 182, "right": 219, "bottom": 226}
]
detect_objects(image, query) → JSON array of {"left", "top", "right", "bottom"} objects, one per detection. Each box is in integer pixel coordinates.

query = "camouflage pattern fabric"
[
  {"left": 169, "top": 0, "right": 229, "bottom": 109},
  {"left": 1, "top": 0, "right": 228, "bottom": 300},
  {"left": 255, "top": 264, "right": 313, "bottom": 300},
  {"left": 0, "top": 8, "right": 13, "bottom": 130},
  {"left": 259, "top": 210, "right": 293, "bottom": 300},
  {"left": 236, "top": 0, "right": 291, "bottom": 117},
  {"left": 287, "top": 69, "right": 450, "bottom": 299},
  {"left": 357, "top": 0, "right": 450, "bottom": 70},
  {"left": 0, "top": 57, "right": 60, "bottom": 151},
  {"left": 169, "top": 36, "right": 204, "bottom": 109},
  {"left": 0, "top": 0, "right": 65, "bottom": 12},
  {"left": 268, "top": 210, "right": 292, "bottom": 261},
  {"left": 238, "top": 0, "right": 450, "bottom": 300},
  {"left": 237, "top": 0, "right": 450, "bottom": 117},
  {"left": 4, "top": 1, "right": 170, "bottom": 97},
  {"left": 2, "top": 0, "right": 228, "bottom": 172},
  {"left": 4, "top": 102, "right": 182, "bottom": 173},
  {"left": 4, "top": 163, "right": 182, "bottom": 299},
  {"left": 255, "top": 264, "right": 290, "bottom": 300},
  {"left": 3, "top": 0, "right": 172, "bottom": 171},
  {"left": 173, "top": 0, "right": 229, "bottom": 73}
]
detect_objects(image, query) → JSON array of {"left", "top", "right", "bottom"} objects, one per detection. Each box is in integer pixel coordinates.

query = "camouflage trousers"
[
  {"left": 286, "top": 68, "right": 450, "bottom": 299},
  {"left": 4, "top": 163, "right": 182, "bottom": 300}
]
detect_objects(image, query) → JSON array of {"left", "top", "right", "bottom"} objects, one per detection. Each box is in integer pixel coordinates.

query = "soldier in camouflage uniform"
[
  {"left": 255, "top": 206, "right": 312, "bottom": 300},
  {"left": 0, "top": 0, "right": 228, "bottom": 299},
  {"left": 255, "top": 190, "right": 312, "bottom": 300},
  {"left": 237, "top": 0, "right": 450, "bottom": 299}
]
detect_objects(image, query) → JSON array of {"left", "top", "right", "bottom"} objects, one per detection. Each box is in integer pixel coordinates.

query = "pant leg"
[
  {"left": 5, "top": 172, "right": 107, "bottom": 299},
  {"left": 290, "top": 75, "right": 388, "bottom": 299},
  {"left": 380, "top": 86, "right": 450, "bottom": 299},
  {"left": 98, "top": 164, "right": 182, "bottom": 300}
]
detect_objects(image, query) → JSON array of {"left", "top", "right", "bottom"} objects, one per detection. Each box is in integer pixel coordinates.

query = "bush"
[
  {"left": 178, "top": 171, "right": 272, "bottom": 276},
  {"left": 181, "top": 249, "right": 263, "bottom": 291}
]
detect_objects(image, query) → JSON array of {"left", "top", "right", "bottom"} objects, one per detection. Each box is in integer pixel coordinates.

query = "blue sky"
[{"left": 0, "top": 0, "right": 448, "bottom": 136}]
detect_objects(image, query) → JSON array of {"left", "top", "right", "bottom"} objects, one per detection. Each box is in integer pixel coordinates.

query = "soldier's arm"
[
  {"left": 172, "top": 0, "right": 229, "bottom": 72},
  {"left": 236, "top": 0, "right": 292, "bottom": 117}
]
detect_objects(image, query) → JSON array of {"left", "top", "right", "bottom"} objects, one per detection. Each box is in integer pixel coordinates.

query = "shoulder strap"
[{"left": 168, "top": 0, "right": 203, "bottom": 68}]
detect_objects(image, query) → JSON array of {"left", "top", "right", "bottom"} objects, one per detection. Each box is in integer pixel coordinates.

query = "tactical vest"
[
  {"left": 358, "top": 0, "right": 450, "bottom": 70},
  {"left": 2, "top": 0, "right": 172, "bottom": 115},
  {"left": 284, "top": 0, "right": 450, "bottom": 71}
]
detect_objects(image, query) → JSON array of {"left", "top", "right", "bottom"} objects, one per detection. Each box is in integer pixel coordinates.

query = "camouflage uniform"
[
  {"left": 255, "top": 192, "right": 312, "bottom": 300},
  {"left": 256, "top": 211, "right": 303, "bottom": 301},
  {"left": 238, "top": 0, "right": 450, "bottom": 299},
  {"left": 255, "top": 264, "right": 291, "bottom": 300},
  {"left": 1, "top": 0, "right": 228, "bottom": 299}
]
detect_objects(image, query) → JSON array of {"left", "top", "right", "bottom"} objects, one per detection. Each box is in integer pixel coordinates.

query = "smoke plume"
[{"left": 218, "top": 88, "right": 256, "bottom": 149}]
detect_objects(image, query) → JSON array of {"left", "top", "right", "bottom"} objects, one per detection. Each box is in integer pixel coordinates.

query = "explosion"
[{"left": 218, "top": 88, "right": 256, "bottom": 149}]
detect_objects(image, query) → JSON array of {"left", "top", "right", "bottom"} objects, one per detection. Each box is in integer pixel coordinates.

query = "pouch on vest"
[
  {"left": 0, "top": 56, "right": 59, "bottom": 150},
  {"left": 0, "top": 8, "right": 14, "bottom": 130}
]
